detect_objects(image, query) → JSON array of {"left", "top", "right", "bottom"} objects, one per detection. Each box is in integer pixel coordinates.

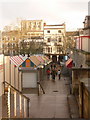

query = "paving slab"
[{"left": 25, "top": 76, "right": 78, "bottom": 118}]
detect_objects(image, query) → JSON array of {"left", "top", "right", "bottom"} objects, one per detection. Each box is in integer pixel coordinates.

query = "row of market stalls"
[
  {"left": 0, "top": 54, "right": 51, "bottom": 118},
  {"left": 10, "top": 55, "right": 51, "bottom": 94}
]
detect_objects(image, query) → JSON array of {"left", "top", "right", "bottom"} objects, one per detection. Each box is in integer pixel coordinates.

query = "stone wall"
[
  {"left": 71, "top": 50, "right": 88, "bottom": 68},
  {"left": 70, "top": 49, "right": 90, "bottom": 68}
]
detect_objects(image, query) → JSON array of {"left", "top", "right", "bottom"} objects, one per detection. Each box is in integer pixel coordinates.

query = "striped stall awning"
[
  {"left": 66, "top": 58, "right": 73, "bottom": 68},
  {"left": 44, "top": 56, "right": 49, "bottom": 61},
  {"left": 36, "top": 56, "right": 44, "bottom": 64},
  {"left": 0, "top": 54, "right": 4, "bottom": 71},
  {"left": 10, "top": 56, "right": 24, "bottom": 67},
  {"left": 0, "top": 64, "right": 3, "bottom": 71},
  {"left": 30, "top": 56, "right": 41, "bottom": 66},
  {"left": 41, "top": 56, "right": 46, "bottom": 62}
]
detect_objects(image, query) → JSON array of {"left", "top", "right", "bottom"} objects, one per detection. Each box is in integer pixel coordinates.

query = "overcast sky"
[{"left": 0, "top": 0, "right": 89, "bottom": 31}]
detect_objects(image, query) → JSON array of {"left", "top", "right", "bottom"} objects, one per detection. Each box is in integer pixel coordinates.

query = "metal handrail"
[
  {"left": 3, "top": 81, "right": 30, "bottom": 101},
  {"left": 37, "top": 81, "right": 45, "bottom": 94}
]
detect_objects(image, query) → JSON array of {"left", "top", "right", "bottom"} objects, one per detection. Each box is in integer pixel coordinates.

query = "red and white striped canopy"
[
  {"left": 0, "top": 54, "right": 4, "bottom": 71},
  {"left": 10, "top": 56, "right": 24, "bottom": 67},
  {"left": 0, "top": 64, "right": 3, "bottom": 70},
  {"left": 66, "top": 58, "right": 73, "bottom": 68}
]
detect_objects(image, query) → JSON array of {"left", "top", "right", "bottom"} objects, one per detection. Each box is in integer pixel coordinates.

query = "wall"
[
  {"left": 82, "top": 37, "right": 90, "bottom": 52},
  {"left": 79, "top": 82, "right": 90, "bottom": 118},
  {"left": 71, "top": 50, "right": 87, "bottom": 68},
  {"left": 0, "top": 55, "right": 24, "bottom": 119},
  {"left": 0, "top": 54, "right": 4, "bottom": 119},
  {"left": 72, "top": 69, "right": 89, "bottom": 94},
  {"left": 72, "top": 68, "right": 90, "bottom": 118}
]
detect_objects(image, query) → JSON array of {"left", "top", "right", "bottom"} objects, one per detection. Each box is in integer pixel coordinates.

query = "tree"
[{"left": 19, "top": 40, "right": 43, "bottom": 55}]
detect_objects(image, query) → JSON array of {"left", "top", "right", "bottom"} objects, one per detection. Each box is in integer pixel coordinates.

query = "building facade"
[
  {"left": 20, "top": 20, "right": 44, "bottom": 55},
  {"left": 76, "top": 16, "right": 90, "bottom": 52},
  {"left": 21, "top": 20, "right": 44, "bottom": 41},
  {"left": 2, "top": 20, "right": 67, "bottom": 62},
  {"left": 82, "top": 16, "right": 90, "bottom": 52},
  {"left": 43, "top": 23, "right": 66, "bottom": 62},
  {"left": 2, "top": 30, "right": 21, "bottom": 55}
]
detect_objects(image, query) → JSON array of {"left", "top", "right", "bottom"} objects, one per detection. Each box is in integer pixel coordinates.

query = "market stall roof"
[
  {"left": 66, "top": 58, "right": 73, "bottom": 68},
  {"left": 36, "top": 56, "right": 45, "bottom": 64},
  {"left": 10, "top": 56, "right": 24, "bottom": 67},
  {"left": 44, "top": 56, "right": 49, "bottom": 61},
  {"left": 19, "top": 55, "right": 27, "bottom": 61},
  {"left": 18, "top": 55, "right": 51, "bottom": 68},
  {"left": 41, "top": 56, "right": 46, "bottom": 63},
  {"left": 0, "top": 54, "right": 4, "bottom": 71},
  {"left": 30, "top": 56, "right": 41, "bottom": 66},
  {"left": 19, "top": 57, "right": 37, "bottom": 68}
]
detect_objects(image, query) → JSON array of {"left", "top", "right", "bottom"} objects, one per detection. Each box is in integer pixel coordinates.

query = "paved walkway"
[{"left": 26, "top": 76, "right": 71, "bottom": 118}]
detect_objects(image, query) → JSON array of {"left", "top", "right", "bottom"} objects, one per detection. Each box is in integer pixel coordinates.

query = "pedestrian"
[
  {"left": 46, "top": 68, "right": 50, "bottom": 79},
  {"left": 54, "top": 64, "right": 56, "bottom": 69},
  {"left": 51, "top": 68, "right": 56, "bottom": 81},
  {"left": 57, "top": 69, "right": 61, "bottom": 80},
  {"left": 51, "top": 64, "right": 53, "bottom": 69}
]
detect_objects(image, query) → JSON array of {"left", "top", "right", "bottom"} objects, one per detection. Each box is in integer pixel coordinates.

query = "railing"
[
  {"left": 3, "top": 81, "right": 30, "bottom": 118},
  {"left": 37, "top": 81, "right": 45, "bottom": 95}
]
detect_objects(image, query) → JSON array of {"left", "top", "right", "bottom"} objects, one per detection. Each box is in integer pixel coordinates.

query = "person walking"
[
  {"left": 46, "top": 68, "right": 51, "bottom": 80},
  {"left": 57, "top": 69, "right": 61, "bottom": 80},
  {"left": 51, "top": 68, "right": 56, "bottom": 81}
]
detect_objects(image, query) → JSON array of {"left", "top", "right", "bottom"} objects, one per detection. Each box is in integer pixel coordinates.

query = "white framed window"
[
  {"left": 47, "top": 30, "right": 50, "bottom": 33},
  {"left": 58, "top": 30, "right": 61, "bottom": 33}
]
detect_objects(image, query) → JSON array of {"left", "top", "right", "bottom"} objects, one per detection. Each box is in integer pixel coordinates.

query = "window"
[
  {"left": 8, "top": 37, "right": 9, "bottom": 40},
  {"left": 51, "top": 48, "right": 52, "bottom": 52},
  {"left": 58, "top": 38, "right": 61, "bottom": 42},
  {"left": 2, "top": 38, "right": 4, "bottom": 41},
  {"left": 48, "top": 48, "right": 50, "bottom": 52},
  {"left": 8, "top": 43, "right": 10, "bottom": 47},
  {"left": 47, "top": 30, "right": 50, "bottom": 33},
  {"left": 58, "top": 30, "right": 61, "bottom": 33},
  {"left": 11, "top": 43, "right": 15, "bottom": 47},
  {"left": 57, "top": 47, "right": 61, "bottom": 52},
  {"left": 48, "top": 38, "right": 50, "bottom": 42},
  {"left": 13, "top": 37, "right": 15, "bottom": 41}
]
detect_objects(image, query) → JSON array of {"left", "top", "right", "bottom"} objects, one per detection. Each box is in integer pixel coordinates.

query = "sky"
[{"left": 0, "top": 0, "right": 89, "bottom": 31}]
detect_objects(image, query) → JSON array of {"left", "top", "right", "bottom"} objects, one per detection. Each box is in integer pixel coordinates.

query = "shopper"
[
  {"left": 51, "top": 68, "right": 56, "bottom": 81},
  {"left": 46, "top": 68, "right": 51, "bottom": 79},
  {"left": 57, "top": 69, "right": 61, "bottom": 80}
]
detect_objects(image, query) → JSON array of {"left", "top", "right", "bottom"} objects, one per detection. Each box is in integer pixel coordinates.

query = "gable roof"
[
  {"left": 30, "top": 56, "right": 41, "bottom": 66},
  {"left": 10, "top": 56, "right": 24, "bottom": 67}
]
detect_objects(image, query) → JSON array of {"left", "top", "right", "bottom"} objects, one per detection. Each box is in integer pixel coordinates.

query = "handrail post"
[
  {"left": 80, "top": 82, "right": 84, "bottom": 118},
  {"left": 27, "top": 99, "right": 29, "bottom": 118},
  {"left": 37, "top": 81, "right": 45, "bottom": 95},
  {"left": 3, "top": 81, "right": 30, "bottom": 118}
]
